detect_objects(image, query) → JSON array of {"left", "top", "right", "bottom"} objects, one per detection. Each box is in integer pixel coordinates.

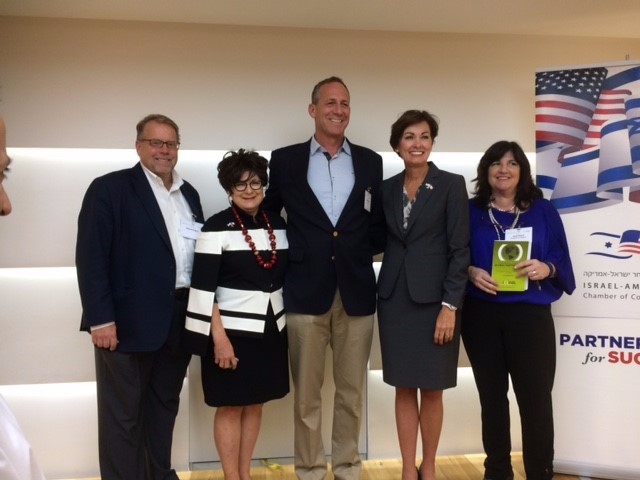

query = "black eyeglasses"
[
  {"left": 139, "top": 138, "right": 180, "bottom": 149},
  {"left": 233, "top": 180, "right": 264, "bottom": 192}
]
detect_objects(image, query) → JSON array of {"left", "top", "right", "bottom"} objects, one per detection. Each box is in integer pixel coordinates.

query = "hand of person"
[
  {"left": 213, "top": 333, "right": 238, "bottom": 370},
  {"left": 514, "top": 259, "right": 551, "bottom": 281},
  {"left": 91, "top": 324, "right": 119, "bottom": 351},
  {"left": 434, "top": 308, "right": 456, "bottom": 345},
  {"left": 468, "top": 265, "right": 499, "bottom": 295}
]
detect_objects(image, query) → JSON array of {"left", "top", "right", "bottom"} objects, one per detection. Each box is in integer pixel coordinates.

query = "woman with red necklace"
[{"left": 184, "top": 149, "right": 289, "bottom": 480}]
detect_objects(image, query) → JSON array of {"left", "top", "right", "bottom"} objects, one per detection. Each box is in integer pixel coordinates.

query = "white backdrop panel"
[
  {"left": 0, "top": 267, "right": 93, "bottom": 384},
  {"left": 0, "top": 381, "right": 190, "bottom": 480}
]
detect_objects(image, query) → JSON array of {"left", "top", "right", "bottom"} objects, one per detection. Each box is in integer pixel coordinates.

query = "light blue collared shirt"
[{"left": 307, "top": 137, "right": 355, "bottom": 226}]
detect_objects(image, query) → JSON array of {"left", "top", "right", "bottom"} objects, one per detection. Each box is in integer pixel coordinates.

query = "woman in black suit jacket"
[{"left": 377, "top": 110, "right": 469, "bottom": 480}]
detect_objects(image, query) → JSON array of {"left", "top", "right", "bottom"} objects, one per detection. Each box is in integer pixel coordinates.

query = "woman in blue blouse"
[{"left": 461, "top": 141, "right": 575, "bottom": 480}]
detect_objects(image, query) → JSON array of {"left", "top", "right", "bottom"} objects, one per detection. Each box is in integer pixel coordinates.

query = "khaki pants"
[{"left": 287, "top": 290, "right": 374, "bottom": 480}]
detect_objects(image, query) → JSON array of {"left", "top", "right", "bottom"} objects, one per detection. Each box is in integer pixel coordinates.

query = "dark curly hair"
[
  {"left": 389, "top": 110, "right": 439, "bottom": 151},
  {"left": 217, "top": 149, "right": 269, "bottom": 193},
  {"left": 471, "top": 140, "right": 542, "bottom": 209}
]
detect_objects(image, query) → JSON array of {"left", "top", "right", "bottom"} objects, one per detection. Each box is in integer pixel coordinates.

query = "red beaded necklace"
[{"left": 231, "top": 205, "right": 278, "bottom": 270}]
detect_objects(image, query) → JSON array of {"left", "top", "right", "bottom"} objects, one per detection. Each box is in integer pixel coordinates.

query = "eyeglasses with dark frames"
[
  {"left": 233, "top": 180, "right": 264, "bottom": 192},
  {"left": 139, "top": 138, "right": 180, "bottom": 149}
]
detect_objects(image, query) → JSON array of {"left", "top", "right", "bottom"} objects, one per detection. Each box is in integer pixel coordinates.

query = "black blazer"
[
  {"left": 76, "top": 163, "right": 204, "bottom": 352},
  {"left": 263, "top": 139, "right": 384, "bottom": 316},
  {"left": 377, "top": 162, "right": 469, "bottom": 307}
]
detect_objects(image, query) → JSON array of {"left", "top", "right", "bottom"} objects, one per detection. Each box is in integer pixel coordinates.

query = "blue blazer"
[
  {"left": 263, "top": 139, "right": 384, "bottom": 316},
  {"left": 76, "top": 163, "right": 204, "bottom": 352}
]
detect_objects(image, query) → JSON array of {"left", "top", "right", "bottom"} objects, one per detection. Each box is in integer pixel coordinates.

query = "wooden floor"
[{"left": 70, "top": 454, "right": 590, "bottom": 480}]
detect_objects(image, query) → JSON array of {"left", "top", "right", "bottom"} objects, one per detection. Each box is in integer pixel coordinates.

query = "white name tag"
[
  {"left": 181, "top": 219, "right": 203, "bottom": 240},
  {"left": 505, "top": 226, "right": 532, "bottom": 243},
  {"left": 364, "top": 189, "right": 372, "bottom": 212}
]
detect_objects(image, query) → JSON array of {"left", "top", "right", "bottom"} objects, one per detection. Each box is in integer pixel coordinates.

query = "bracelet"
[{"left": 545, "top": 261, "right": 557, "bottom": 278}]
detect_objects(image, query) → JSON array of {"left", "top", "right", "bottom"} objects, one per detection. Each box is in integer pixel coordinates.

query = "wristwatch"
[{"left": 441, "top": 302, "right": 457, "bottom": 311}]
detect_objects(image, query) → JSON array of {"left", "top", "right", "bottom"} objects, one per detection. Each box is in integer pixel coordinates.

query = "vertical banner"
[{"left": 536, "top": 62, "right": 640, "bottom": 480}]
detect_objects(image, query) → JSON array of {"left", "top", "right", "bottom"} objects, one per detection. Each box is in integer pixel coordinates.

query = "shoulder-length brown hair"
[{"left": 471, "top": 140, "right": 542, "bottom": 209}]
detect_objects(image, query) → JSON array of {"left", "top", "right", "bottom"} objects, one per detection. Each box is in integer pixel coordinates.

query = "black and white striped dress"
[{"left": 184, "top": 206, "right": 289, "bottom": 407}]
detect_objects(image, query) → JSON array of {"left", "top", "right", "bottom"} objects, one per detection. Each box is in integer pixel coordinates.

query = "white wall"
[
  {"left": 1, "top": 15, "right": 640, "bottom": 479},
  {"left": 1, "top": 17, "right": 639, "bottom": 153}
]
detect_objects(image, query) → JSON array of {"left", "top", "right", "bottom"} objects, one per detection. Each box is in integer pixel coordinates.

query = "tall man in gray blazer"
[
  {"left": 76, "top": 114, "right": 204, "bottom": 479},
  {"left": 264, "top": 77, "right": 384, "bottom": 480}
]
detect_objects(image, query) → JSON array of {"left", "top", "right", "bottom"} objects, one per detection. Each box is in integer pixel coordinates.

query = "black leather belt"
[{"left": 175, "top": 288, "right": 189, "bottom": 300}]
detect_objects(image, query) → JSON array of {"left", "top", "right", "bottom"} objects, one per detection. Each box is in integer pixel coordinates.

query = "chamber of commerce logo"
[{"left": 587, "top": 229, "right": 640, "bottom": 259}]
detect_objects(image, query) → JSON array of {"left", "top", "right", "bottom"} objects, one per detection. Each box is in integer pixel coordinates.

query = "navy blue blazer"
[
  {"left": 76, "top": 162, "right": 204, "bottom": 352},
  {"left": 263, "top": 139, "right": 384, "bottom": 316}
]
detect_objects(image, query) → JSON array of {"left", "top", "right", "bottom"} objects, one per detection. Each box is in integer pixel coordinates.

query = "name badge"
[
  {"left": 181, "top": 219, "right": 203, "bottom": 240},
  {"left": 364, "top": 188, "right": 372, "bottom": 212},
  {"left": 505, "top": 226, "right": 532, "bottom": 243}
]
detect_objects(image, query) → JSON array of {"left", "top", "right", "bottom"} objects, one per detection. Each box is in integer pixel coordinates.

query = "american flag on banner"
[
  {"left": 536, "top": 68, "right": 607, "bottom": 150},
  {"left": 535, "top": 65, "right": 640, "bottom": 213},
  {"left": 618, "top": 229, "right": 640, "bottom": 255}
]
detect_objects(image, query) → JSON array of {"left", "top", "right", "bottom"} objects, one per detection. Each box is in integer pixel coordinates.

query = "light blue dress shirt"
[{"left": 307, "top": 137, "right": 355, "bottom": 226}]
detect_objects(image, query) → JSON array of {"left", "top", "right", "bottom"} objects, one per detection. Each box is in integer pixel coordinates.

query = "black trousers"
[
  {"left": 461, "top": 296, "right": 556, "bottom": 480},
  {"left": 94, "top": 295, "right": 191, "bottom": 480}
]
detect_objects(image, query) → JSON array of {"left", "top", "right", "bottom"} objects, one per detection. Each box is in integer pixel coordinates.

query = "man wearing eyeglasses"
[
  {"left": 76, "top": 114, "right": 204, "bottom": 479},
  {"left": 264, "top": 77, "right": 384, "bottom": 480}
]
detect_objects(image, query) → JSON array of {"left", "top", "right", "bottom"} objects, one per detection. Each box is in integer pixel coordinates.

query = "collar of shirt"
[
  {"left": 309, "top": 136, "right": 352, "bottom": 159},
  {"left": 140, "top": 162, "right": 185, "bottom": 192}
]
